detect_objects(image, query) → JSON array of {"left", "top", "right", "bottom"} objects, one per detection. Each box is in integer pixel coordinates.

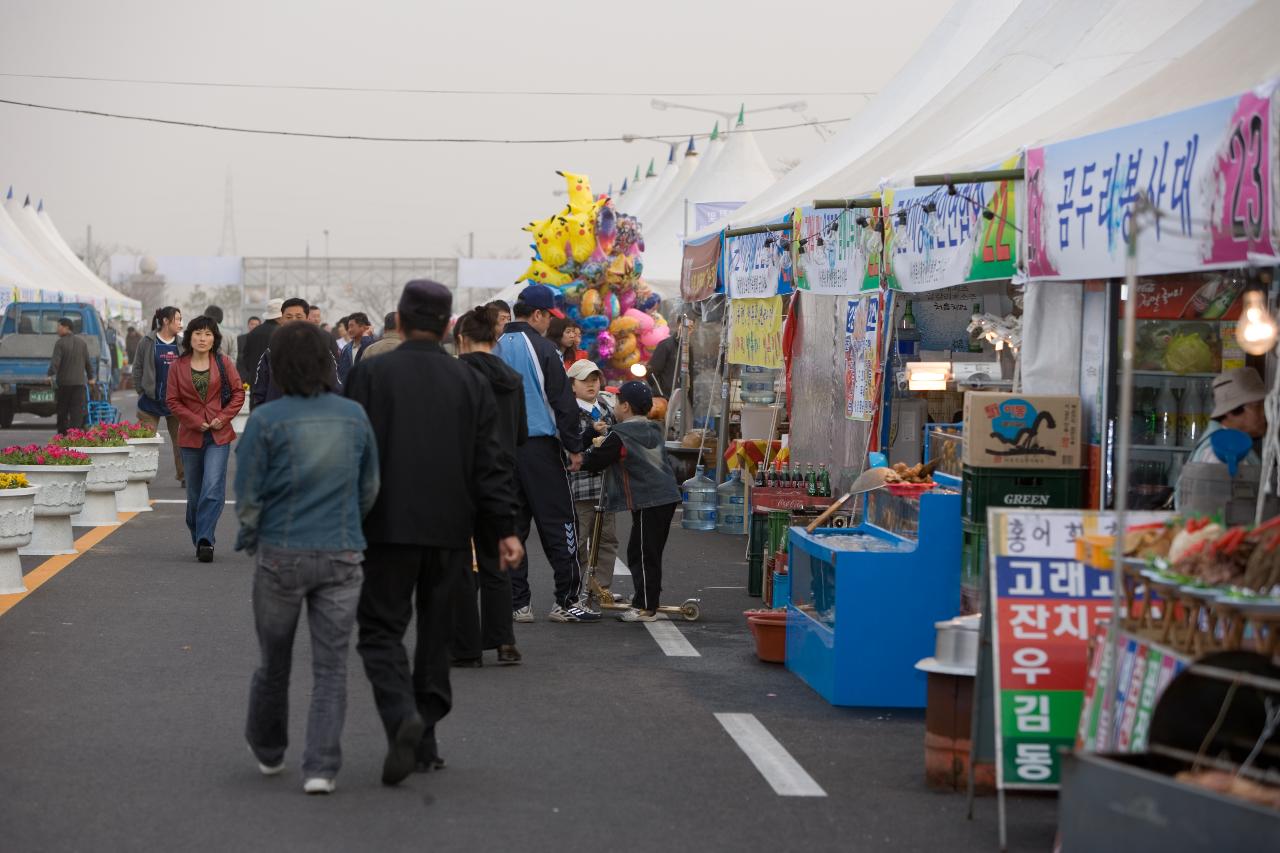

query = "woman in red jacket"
[{"left": 166, "top": 315, "right": 245, "bottom": 562}]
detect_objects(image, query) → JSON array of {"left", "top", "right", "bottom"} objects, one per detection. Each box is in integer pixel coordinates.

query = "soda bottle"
[
  {"left": 754, "top": 465, "right": 766, "bottom": 488},
  {"left": 805, "top": 464, "right": 817, "bottom": 496},
  {"left": 818, "top": 464, "right": 832, "bottom": 497}
]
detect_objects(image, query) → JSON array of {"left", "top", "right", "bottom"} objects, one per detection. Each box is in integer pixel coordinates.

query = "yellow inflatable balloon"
[
  {"left": 518, "top": 260, "right": 573, "bottom": 287},
  {"left": 556, "top": 170, "right": 597, "bottom": 215},
  {"left": 610, "top": 316, "right": 640, "bottom": 335},
  {"left": 580, "top": 287, "right": 600, "bottom": 317},
  {"left": 523, "top": 216, "right": 568, "bottom": 268},
  {"left": 611, "top": 348, "right": 640, "bottom": 369},
  {"left": 561, "top": 211, "right": 597, "bottom": 264}
]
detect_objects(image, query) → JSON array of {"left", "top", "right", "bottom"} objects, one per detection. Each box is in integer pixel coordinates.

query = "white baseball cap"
[{"left": 261, "top": 298, "right": 284, "bottom": 321}]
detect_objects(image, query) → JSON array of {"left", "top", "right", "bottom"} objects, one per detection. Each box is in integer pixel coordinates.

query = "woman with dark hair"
[
  {"left": 166, "top": 315, "right": 244, "bottom": 562},
  {"left": 546, "top": 316, "right": 586, "bottom": 369},
  {"left": 132, "top": 306, "right": 185, "bottom": 484},
  {"left": 450, "top": 305, "right": 527, "bottom": 666},
  {"left": 235, "top": 321, "right": 379, "bottom": 794}
]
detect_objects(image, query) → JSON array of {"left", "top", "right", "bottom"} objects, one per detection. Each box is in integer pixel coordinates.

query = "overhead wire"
[
  {"left": 0, "top": 96, "right": 850, "bottom": 144},
  {"left": 0, "top": 71, "right": 876, "bottom": 99}
]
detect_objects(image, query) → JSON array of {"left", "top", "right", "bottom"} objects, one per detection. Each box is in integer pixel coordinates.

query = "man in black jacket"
[
  {"left": 345, "top": 279, "right": 522, "bottom": 786},
  {"left": 494, "top": 285, "right": 596, "bottom": 623},
  {"left": 238, "top": 299, "right": 283, "bottom": 409}
]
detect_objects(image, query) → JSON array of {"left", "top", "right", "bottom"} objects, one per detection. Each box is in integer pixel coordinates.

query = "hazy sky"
[{"left": 3, "top": 0, "right": 952, "bottom": 260}]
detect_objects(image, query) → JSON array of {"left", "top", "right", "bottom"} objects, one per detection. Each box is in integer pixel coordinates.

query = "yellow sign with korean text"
[{"left": 728, "top": 295, "right": 784, "bottom": 369}]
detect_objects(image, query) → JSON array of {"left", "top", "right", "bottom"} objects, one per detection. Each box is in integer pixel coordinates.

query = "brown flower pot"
[{"left": 747, "top": 613, "right": 787, "bottom": 663}]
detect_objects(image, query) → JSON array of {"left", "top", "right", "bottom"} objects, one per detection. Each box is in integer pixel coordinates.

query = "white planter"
[
  {"left": 70, "top": 445, "right": 131, "bottom": 527},
  {"left": 0, "top": 465, "right": 88, "bottom": 556},
  {"left": 0, "top": 486, "right": 38, "bottom": 594},
  {"left": 119, "top": 434, "right": 164, "bottom": 513}
]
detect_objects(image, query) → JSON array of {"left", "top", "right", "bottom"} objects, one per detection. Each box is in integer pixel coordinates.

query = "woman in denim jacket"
[{"left": 234, "top": 321, "right": 380, "bottom": 795}]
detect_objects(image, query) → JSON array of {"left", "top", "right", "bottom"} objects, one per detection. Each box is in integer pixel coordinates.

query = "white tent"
[
  {"left": 643, "top": 126, "right": 778, "bottom": 289},
  {"left": 696, "top": 0, "right": 1275, "bottom": 232},
  {"left": 37, "top": 206, "right": 143, "bottom": 320},
  {"left": 616, "top": 158, "right": 660, "bottom": 216},
  {"left": 0, "top": 195, "right": 83, "bottom": 304},
  {"left": 635, "top": 137, "right": 703, "bottom": 243},
  {"left": 7, "top": 196, "right": 111, "bottom": 309},
  {"left": 629, "top": 144, "right": 680, "bottom": 224}
]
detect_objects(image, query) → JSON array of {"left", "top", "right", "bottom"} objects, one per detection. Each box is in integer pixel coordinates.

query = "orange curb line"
[{"left": 0, "top": 511, "right": 139, "bottom": 619}]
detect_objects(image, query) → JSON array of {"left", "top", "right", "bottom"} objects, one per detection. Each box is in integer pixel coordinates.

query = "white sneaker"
[
  {"left": 618, "top": 608, "right": 658, "bottom": 623},
  {"left": 250, "top": 745, "right": 284, "bottom": 776},
  {"left": 303, "top": 777, "right": 335, "bottom": 795},
  {"left": 513, "top": 605, "right": 534, "bottom": 623}
]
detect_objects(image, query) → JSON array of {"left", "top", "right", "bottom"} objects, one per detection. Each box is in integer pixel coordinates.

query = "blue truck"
[{"left": 0, "top": 302, "right": 115, "bottom": 428}]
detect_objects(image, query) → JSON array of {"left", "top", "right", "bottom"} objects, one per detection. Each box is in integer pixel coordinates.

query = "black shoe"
[
  {"left": 382, "top": 714, "right": 426, "bottom": 786},
  {"left": 497, "top": 644, "right": 522, "bottom": 665},
  {"left": 196, "top": 540, "right": 213, "bottom": 563},
  {"left": 415, "top": 727, "right": 446, "bottom": 773},
  {"left": 450, "top": 657, "right": 482, "bottom": 669}
]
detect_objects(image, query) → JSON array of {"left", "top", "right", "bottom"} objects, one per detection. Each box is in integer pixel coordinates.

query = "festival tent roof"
[
  {"left": 643, "top": 127, "right": 777, "bottom": 288},
  {"left": 636, "top": 137, "right": 702, "bottom": 240},
  {"left": 629, "top": 144, "right": 681, "bottom": 224},
  {"left": 0, "top": 195, "right": 84, "bottom": 301},
  {"left": 36, "top": 206, "right": 142, "bottom": 318},
  {"left": 616, "top": 158, "right": 660, "bottom": 216},
  {"left": 800, "top": 0, "right": 1262, "bottom": 202}
]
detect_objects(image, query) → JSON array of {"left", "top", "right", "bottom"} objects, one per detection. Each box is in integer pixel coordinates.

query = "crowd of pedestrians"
[{"left": 124, "top": 280, "right": 680, "bottom": 795}]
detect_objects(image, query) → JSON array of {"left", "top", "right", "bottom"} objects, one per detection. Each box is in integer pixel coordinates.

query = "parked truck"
[{"left": 0, "top": 302, "right": 114, "bottom": 428}]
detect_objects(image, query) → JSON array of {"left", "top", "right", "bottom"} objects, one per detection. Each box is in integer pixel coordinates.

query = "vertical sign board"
[
  {"left": 1026, "top": 82, "right": 1280, "bottom": 281},
  {"left": 987, "top": 508, "right": 1169, "bottom": 789},
  {"left": 1076, "top": 624, "right": 1188, "bottom": 753},
  {"left": 843, "top": 293, "right": 881, "bottom": 421},
  {"left": 727, "top": 295, "right": 784, "bottom": 369}
]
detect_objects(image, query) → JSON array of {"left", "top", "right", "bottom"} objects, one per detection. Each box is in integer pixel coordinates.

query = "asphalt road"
[{"left": 0, "top": 394, "right": 1058, "bottom": 852}]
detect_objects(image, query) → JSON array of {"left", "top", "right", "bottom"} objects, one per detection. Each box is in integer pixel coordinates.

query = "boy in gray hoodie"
[{"left": 582, "top": 381, "right": 681, "bottom": 622}]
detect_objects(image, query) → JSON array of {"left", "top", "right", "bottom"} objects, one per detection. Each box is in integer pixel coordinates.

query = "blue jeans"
[
  {"left": 180, "top": 433, "right": 230, "bottom": 546},
  {"left": 246, "top": 546, "right": 364, "bottom": 778}
]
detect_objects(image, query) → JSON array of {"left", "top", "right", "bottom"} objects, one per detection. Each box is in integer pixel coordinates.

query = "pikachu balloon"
[
  {"left": 556, "top": 170, "right": 598, "bottom": 215},
  {"left": 518, "top": 259, "right": 573, "bottom": 287},
  {"left": 522, "top": 216, "right": 568, "bottom": 269},
  {"left": 560, "top": 210, "right": 597, "bottom": 264}
]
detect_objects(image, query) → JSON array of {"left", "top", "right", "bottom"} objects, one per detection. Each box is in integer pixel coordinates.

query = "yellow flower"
[{"left": 0, "top": 472, "right": 29, "bottom": 489}]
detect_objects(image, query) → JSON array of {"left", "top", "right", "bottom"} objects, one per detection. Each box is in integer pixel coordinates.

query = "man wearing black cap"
[
  {"left": 345, "top": 279, "right": 522, "bottom": 786},
  {"left": 494, "top": 284, "right": 597, "bottom": 623}
]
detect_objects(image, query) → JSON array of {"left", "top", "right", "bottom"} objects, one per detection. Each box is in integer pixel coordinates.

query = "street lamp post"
[{"left": 649, "top": 98, "right": 807, "bottom": 125}]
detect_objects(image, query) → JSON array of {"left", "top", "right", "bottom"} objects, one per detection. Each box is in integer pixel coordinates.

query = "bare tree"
[{"left": 69, "top": 237, "right": 144, "bottom": 282}]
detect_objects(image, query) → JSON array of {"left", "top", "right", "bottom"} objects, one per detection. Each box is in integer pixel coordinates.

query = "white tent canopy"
[
  {"left": 37, "top": 206, "right": 142, "bottom": 319},
  {"left": 630, "top": 144, "right": 681, "bottom": 224},
  {"left": 643, "top": 127, "right": 777, "bottom": 288},
  {"left": 636, "top": 137, "right": 703, "bottom": 243}
]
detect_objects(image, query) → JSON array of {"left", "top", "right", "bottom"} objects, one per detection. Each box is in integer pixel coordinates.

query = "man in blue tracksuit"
[{"left": 494, "top": 285, "right": 599, "bottom": 623}]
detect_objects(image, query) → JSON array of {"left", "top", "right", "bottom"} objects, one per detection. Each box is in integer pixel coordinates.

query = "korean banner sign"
[
  {"left": 843, "top": 294, "right": 881, "bottom": 421},
  {"left": 883, "top": 158, "right": 1019, "bottom": 292},
  {"left": 987, "top": 508, "right": 1169, "bottom": 790},
  {"left": 1027, "top": 82, "right": 1280, "bottom": 280},
  {"left": 794, "top": 207, "right": 872, "bottom": 295},
  {"left": 728, "top": 295, "right": 784, "bottom": 369},
  {"left": 680, "top": 233, "right": 721, "bottom": 303},
  {"left": 726, "top": 227, "right": 794, "bottom": 299}
]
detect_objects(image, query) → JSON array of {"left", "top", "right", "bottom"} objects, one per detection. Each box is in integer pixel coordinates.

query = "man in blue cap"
[{"left": 494, "top": 284, "right": 598, "bottom": 623}]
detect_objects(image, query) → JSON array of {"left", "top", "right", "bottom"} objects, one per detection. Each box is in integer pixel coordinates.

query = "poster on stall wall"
[
  {"left": 726, "top": 227, "right": 793, "bottom": 299},
  {"left": 679, "top": 233, "right": 721, "bottom": 303},
  {"left": 884, "top": 157, "right": 1019, "bottom": 293},
  {"left": 1026, "top": 82, "right": 1280, "bottom": 281},
  {"left": 727, "top": 295, "right": 784, "bottom": 369},
  {"left": 843, "top": 293, "right": 881, "bottom": 421},
  {"left": 1076, "top": 624, "right": 1188, "bottom": 754},
  {"left": 794, "top": 207, "right": 870, "bottom": 295},
  {"left": 987, "top": 508, "right": 1170, "bottom": 791}
]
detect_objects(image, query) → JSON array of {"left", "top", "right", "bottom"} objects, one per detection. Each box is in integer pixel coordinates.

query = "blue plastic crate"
[{"left": 86, "top": 401, "right": 120, "bottom": 427}]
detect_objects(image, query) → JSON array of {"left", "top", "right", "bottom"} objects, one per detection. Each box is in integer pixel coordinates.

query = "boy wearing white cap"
[{"left": 567, "top": 359, "right": 619, "bottom": 606}]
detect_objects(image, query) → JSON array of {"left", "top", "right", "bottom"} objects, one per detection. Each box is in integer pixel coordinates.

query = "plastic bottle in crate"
[
  {"left": 715, "top": 469, "right": 746, "bottom": 534},
  {"left": 740, "top": 365, "right": 777, "bottom": 404},
  {"left": 681, "top": 465, "right": 718, "bottom": 531}
]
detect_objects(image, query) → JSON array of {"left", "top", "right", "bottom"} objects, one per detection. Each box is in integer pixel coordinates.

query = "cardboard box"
[{"left": 962, "top": 393, "right": 1082, "bottom": 469}]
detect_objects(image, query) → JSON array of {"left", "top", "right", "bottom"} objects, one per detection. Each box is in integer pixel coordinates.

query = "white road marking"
[
  {"left": 613, "top": 557, "right": 629, "bottom": 576},
  {"left": 714, "top": 713, "right": 827, "bottom": 797},
  {"left": 643, "top": 619, "right": 700, "bottom": 657}
]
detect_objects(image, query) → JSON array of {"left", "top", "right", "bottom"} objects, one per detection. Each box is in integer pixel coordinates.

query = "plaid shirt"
[{"left": 568, "top": 396, "right": 615, "bottom": 503}]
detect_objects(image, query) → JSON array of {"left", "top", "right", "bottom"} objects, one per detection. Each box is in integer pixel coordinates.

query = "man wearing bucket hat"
[{"left": 1176, "top": 366, "right": 1269, "bottom": 507}]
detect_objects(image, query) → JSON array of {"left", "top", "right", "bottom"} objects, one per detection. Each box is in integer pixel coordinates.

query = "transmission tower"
[{"left": 217, "top": 173, "right": 237, "bottom": 256}]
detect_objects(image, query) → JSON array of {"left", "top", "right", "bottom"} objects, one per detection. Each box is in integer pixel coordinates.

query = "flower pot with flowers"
[
  {"left": 0, "top": 473, "right": 38, "bottom": 594},
  {"left": 52, "top": 428, "right": 130, "bottom": 527},
  {"left": 0, "top": 444, "right": 92, "bottom": 555},
  {"left": 103, "top": 422, "right": 162, "bottom": 513}
]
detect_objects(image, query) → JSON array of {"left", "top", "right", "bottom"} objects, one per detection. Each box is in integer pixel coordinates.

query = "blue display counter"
[{"left": 785, "top": 481, "right": 961, "bottom": 708}]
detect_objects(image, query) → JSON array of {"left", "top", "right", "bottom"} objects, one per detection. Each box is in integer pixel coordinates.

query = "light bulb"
[{"left": 1236, "top": 288, "right": 1279, "bottom": 356}]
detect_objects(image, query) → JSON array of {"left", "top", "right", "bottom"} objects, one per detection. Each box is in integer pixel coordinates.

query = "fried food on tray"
[{"left": 884, "top": 462, "right": 934, "bottom": 485}]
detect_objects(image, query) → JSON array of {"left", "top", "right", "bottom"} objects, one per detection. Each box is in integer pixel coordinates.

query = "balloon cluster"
[{"left": 518, "top": 170, "right": 670, "bottom": 378}]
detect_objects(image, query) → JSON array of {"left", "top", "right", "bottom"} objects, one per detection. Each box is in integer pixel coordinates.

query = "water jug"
[
  {"left": 740, "top": 365, "right": 777, "bottom": 405},
  {"left": 681, "top": 465, "right": 718, "bottom": 531},
  {"left": 715, "top": 469, "right": 747, "bottom": 534}
]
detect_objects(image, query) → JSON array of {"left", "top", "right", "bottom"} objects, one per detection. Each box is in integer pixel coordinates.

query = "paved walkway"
[{"left": 0, "top": 399, "right": 1057, "bottom": 852}]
